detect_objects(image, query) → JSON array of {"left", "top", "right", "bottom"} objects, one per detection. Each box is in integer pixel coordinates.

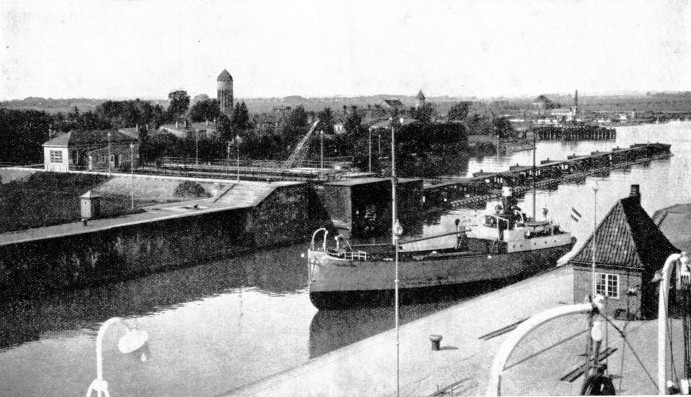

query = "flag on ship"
[{"left": 571, "top": 207, "right": 582, "bottom": 222}]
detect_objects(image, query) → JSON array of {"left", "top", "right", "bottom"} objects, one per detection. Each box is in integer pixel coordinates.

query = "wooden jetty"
[{"left": 424, "top": 142, "right": 671, "bottom": 209}]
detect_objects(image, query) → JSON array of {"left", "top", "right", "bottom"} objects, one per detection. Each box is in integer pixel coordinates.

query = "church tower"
[{"left": 217, "top": 69, "right": 234, "bottom": 118}]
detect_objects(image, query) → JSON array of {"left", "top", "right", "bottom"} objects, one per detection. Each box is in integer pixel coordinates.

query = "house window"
[
  {"left": 596, "top": 273, "right": 619, "bottom": 299},
  {"left": 50, "top": 150, "right": 63, "bottom": 163}
]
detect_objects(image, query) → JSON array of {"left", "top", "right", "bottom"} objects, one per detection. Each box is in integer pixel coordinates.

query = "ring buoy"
[{"left": 581, "top": 374, "right": 616, "bottom": 395}]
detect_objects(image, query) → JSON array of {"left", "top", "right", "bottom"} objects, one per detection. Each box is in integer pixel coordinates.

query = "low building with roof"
[
  {"left": 42, "top": 130, "right": 139, "bottom": 172},
  {"left": 569, "top": 185, "right": 679, "bottom": 319},
  {"left": 380, "top": 99, "right": 406, "bottom": 113}
]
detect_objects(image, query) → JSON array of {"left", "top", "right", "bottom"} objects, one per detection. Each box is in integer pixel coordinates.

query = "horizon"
[
  {"left": 2, "top": 0, "right": 690, "bottom": 101},
  {"left": 3, "top": 89, "right": 688, "bottom": 104}
]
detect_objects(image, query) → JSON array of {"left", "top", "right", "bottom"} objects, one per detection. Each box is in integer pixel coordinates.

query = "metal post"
[
  {"left": 236, "top": 135, "right": 241, "bottom": 182},
  {"left": 368, "top": 128, "right": 372, "bottom": 173},
  {"left": 107, "top": 132, "right": 112, "bottom": 175},
  {"left": 195, "top": 130, "right": 199, "bottom": 166},
  {"left": 227, "top": 141, "right": 231, "bottom": 175},
  {"left": 130, "top": 143, "right": 134, "bottom": 209},
  {"left": 592, "top": 184, "right": 599, "bottom": 298},
  {"left": 391, "top": 120, "right": 397, "bottom": 244},
  {"left": 532, "top": 132, "right": 536, "bottom": 220},
  {"left": 394, "top": 222, "right": 401, "bottom": 397},
  {"left": 658, "top": 253, "right": 684, "bottom": 394},
  {"left": 320, "top": 130, "right": 324, "bottom": 175}
]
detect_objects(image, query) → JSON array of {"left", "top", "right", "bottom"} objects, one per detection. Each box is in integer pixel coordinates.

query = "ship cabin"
[{"left": 471, "top": 212, "right": 561, "bottom": 242}]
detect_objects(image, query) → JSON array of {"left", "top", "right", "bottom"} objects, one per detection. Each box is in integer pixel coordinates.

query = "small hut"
[{"left": 570, "top": 185, "right": 679, "bottom": 319}]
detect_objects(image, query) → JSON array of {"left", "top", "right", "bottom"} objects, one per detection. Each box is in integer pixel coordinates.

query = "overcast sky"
[{"left": 1, "top": 0, "right": 690, "bottom": 100}]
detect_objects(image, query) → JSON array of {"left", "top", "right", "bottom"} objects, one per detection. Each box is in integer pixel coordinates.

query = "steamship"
[{"left": 308, "top": 187, "right": 575, "bottom": 309}]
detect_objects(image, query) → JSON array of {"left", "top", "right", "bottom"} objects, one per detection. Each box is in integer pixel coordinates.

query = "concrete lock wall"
[{"left": 0, "top": 184, "right": 319, "bottom": 299}]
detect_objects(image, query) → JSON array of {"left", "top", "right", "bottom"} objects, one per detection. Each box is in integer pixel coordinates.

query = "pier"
[
  {"left": 225, "top": 265, "right": 684, "bottom": 396},
  {"left": 424, "top": 142, "right": 671, "bottom": 209}
]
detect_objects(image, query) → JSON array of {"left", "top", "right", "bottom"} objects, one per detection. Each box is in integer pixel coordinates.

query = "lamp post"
[
  {"left": 227, "top": 141, "right": 231, "bottom": 175},
  {"left": 130, "top": 143, "right": 134, "bottom": 209},
  {"left": 85, "top": 317, "right": 149, "bottom": 397},
  {"left": 195, "top": 129, "right": 199, "bottom": 166},
  {"left": 320, "top": 130, "right": 324, "bottom": 175},
  {"left": 393, "top": 219, "right": 403, "bottom": 397},
  {"left": 236, "top": 134, "right": 241, "bottom": 182},
  {"left": 592, "top": 183, "right": 599, "bottom": 299},
  {"left": 107, "top": 132, "right": 112, "bottom": 175},
  {"left": 368, "top": 127, "right": 372, "bottom": 173}
]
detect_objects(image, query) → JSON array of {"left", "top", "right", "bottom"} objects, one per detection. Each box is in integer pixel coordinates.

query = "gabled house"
[
  {"left": 569, "top": 185, "right": 679, "bottom": 319},
  {"left": 42, "top": 130, "right": 139, "bottom": 172},
  {"left": 380, "top": 99, "right": 405, "bottom": 113}
]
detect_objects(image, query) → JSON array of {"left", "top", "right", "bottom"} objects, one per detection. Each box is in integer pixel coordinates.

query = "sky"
[{"left": 1, "top": 0, "right": 690, "bottom": 100}]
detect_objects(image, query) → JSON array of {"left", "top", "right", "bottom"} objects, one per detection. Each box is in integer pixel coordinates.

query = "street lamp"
[
  {"left": 592, "top": 183, "right": 599, "bottom": 299},
  {"left": 107, "top": 132, "right": 112, "bottom": 175},
  {"left": 393, "top": 219, "right": 403, "bottom": 397},
  {"left": 236, "top": 134, "right": 242, "bottom": 182},
  {"left": 85, "top": 317, "right": 149, "bottom": 397},
  {"left": 195, "top": 129, "right": 199, "bottom": 166},
  {"left": 320, "top": 130, "right": 324, "bottom": 175},
  {"left": 368, "top": 127, "right": 372, "bottom": 173},
  {"left": 227, "top": 141, "right": 231, "bottom": 175},
  {"left": 130, "top": 143, "right": 135, "bottom": 209}
]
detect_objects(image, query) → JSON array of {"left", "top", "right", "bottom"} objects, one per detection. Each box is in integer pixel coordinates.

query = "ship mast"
[
  {"left": 391, "top": 117, "right": 397, "bottom": 245},
  {"left": 532, "top": 130, "right": 536, "bottom": 220}
]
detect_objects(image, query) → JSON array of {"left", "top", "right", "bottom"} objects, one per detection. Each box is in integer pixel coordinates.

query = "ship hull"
[{"left": 308, "top": 240, "right": 574, "bottom": 310}]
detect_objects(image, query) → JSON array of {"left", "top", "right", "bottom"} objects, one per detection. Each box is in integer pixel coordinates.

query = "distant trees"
[
  {"left": 189, "top": 98, "right": 220, "bottom": 123},
  {"left": 167, "top": 90, "right": 190, "bottom": 120},
  {"left": 96, "top": 99, "right": 165, "bottom": 129},
  {"left": 410, "top": 103, "right": 436, "bottom": 123},
  {"left": 0, "top": 109, "right": 53, "bottom": 164},
  {"left": 493, "top": 117, "right": 515, "bottom": 139},
  {"left": 317, "top": 107, "right": 334, "bottom": 135},
  {"left": 231, "top": 102, "right": 251, "bottom": 132},
  {"left": 448, "top": 102, "right": 471, "bottom": 121},
  {"left": 344, "top": 109, "right": 363, "bottom": 136}
]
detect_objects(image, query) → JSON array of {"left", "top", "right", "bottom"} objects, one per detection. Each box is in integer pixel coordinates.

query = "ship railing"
[
  {"left": 344, "top": 250, "right": 368, "bottom": 261},
  {"left": 310, "top": 228, "right": 329, "bottom": 252}
]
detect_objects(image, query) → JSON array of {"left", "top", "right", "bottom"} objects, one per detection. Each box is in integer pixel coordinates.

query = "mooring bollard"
[
  {"left": 430, "top": 334, "right": 442, "bottom": 351},
  {"left": 82, "top": 218, "right": 88, "bottom": 226}
]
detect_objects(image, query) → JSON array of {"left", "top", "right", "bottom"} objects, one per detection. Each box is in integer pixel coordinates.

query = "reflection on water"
[
  {"left": 308, "top": 275, "right": 531, "bottom": 358},
  {"left": 0, "top": 122, "right": 690, "bottom": 396}
]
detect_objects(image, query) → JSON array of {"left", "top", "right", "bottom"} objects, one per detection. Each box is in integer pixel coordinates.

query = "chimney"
[{"left": 630, "top": 184, "right": 641, "bottom": 204}]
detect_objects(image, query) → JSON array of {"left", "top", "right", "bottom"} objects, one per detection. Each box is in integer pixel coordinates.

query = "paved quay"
[
  {"left": 0, "top": 179, "right": 300, "bottom": 246},
  {"left": 224, "top": 265, "right": 686, "bottom": 396}
]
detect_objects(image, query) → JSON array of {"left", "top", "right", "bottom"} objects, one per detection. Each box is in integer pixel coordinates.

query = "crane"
[{"left": 283, "top": 119, "right": 320, "bottom": 168}]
